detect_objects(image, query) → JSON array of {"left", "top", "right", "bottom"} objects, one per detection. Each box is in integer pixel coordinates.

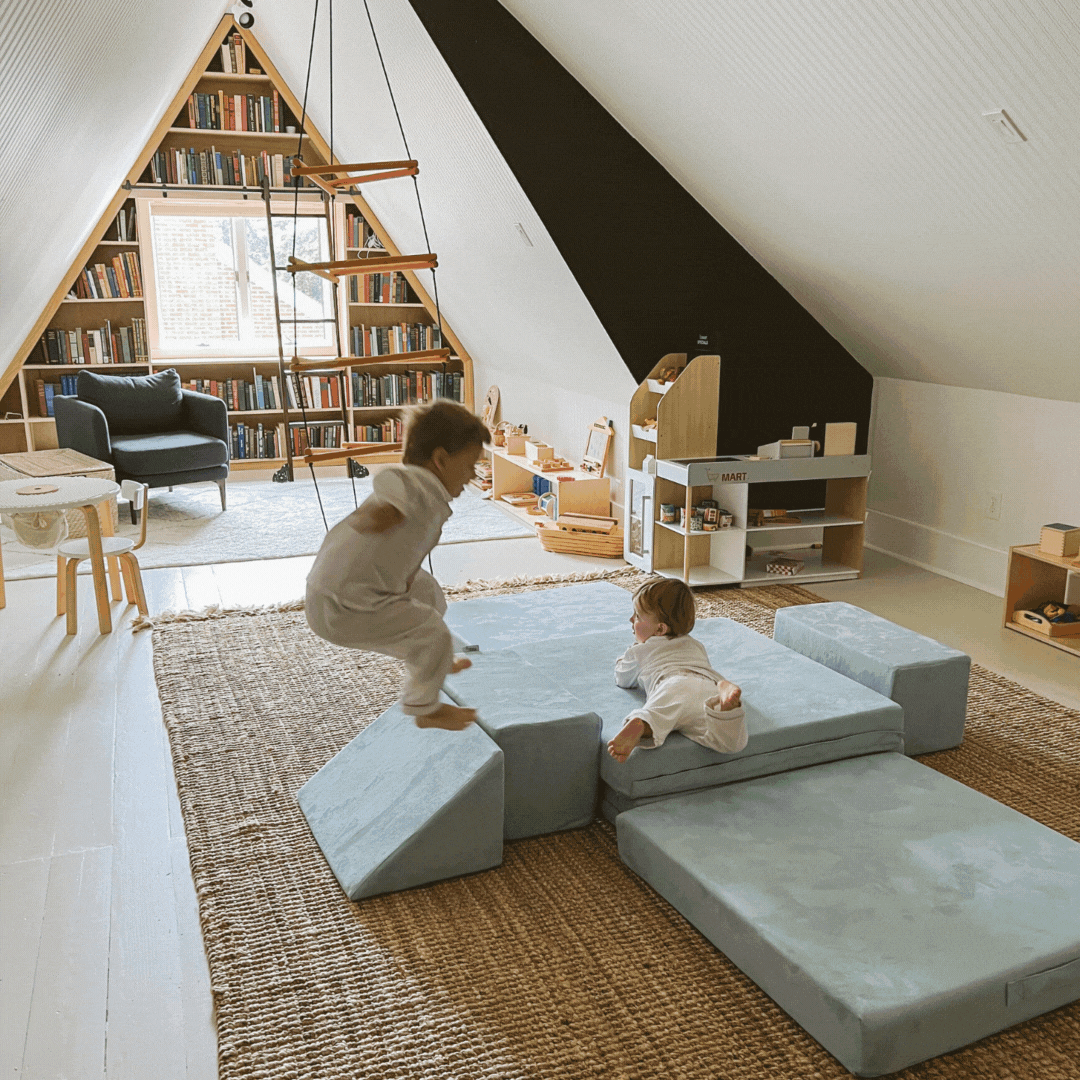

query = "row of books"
[
  {"left": 112, "top": 204, "right": 137, "bottom": 242},
  {"left": 231, "top": 422, "right": 280, "bottom": 461},
  {"left": 71, "top": 253, "right": 143, "bottom": 299},
  {"left": 351, "top": 370, "right": 464, "bottom": 407},
  {"left": 350, "top": 323, "right": 442, "bottom": 357},
  {"left": 185, "top": 89, "right": 283, "bottom": 133},
  {"left": 348, "top": 272, "right": 411, "bottom": 305},
  {"left": 33, "top": 379, "right": 62, "bottom": 417},
  {"left": 345, "top": 214, "right": 380, "bottom": 249},
  {"left": 146, "top": 147, "right": 301, "bottom": 188},
  {"left": 292, "top": 423, "right": 345, "bottom": 454},
  {"left": 218, "top": 32, "right": 247, "bottom": 75},
  {"left": 354, "top": 419, "right": 403, "bottom": 444},
  {"left": 39, "top": 320, "right": 149, "bottom": 365},
  {"left": 183, "top": 375, "right": 282, "bottom": 412}
]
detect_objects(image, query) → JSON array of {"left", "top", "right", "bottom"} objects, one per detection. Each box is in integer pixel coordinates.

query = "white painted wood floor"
[{"left": 2, "top": 539, "right": 1076, "bottom": 1078}]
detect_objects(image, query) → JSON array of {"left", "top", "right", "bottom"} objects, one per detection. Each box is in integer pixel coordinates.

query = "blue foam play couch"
[{"left": 299, "top": 580, "right": 1080, "bottom": 1076}]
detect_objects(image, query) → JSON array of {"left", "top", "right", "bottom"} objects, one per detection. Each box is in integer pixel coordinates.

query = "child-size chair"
[{"left": 57, "top": 480, "right": 149, "bottom": 628}]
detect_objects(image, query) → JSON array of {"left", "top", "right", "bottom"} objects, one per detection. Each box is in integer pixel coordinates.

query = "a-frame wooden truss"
[{"left": 2, "top": 15, "right": 475, "bottom": 439}]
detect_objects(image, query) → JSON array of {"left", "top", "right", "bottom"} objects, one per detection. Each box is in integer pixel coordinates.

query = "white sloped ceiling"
[{"left": 499, "top": 0, "right": 1080, "bottom": 403}]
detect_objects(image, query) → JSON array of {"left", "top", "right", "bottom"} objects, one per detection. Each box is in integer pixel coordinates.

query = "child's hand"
[{"left": 353, "top": 501, "right": 405, "bottom": 534}]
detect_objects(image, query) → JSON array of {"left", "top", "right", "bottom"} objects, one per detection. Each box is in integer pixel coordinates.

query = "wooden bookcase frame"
[{"left": 1, "top": 14, "right": 475, "bottom": 471}]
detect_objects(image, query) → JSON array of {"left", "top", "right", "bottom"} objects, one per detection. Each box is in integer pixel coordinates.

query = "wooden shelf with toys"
[{"left": 1001, "top": 538, "right": 1080, "bottom": 658}]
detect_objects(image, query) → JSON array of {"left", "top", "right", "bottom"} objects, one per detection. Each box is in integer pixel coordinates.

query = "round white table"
[{"left": 0, "top": 475, "right": 121, "bottom": 633}]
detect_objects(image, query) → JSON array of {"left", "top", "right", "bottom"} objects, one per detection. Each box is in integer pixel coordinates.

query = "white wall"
[{"left": 866, "top": 379, "right": 1080, "bottom": 595}]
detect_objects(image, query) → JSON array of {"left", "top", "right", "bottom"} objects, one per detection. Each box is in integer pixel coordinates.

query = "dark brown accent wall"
[{"left": 407, "top": 0, "right": 873, "bottom": 471}]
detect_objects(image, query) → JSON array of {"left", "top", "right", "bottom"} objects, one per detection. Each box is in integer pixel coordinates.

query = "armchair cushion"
[
  {"left": 111, "top": 431, "right": 229, "bottom": 477},
  {"left": 77, "top": 369, "right": 184, "bottom": 435}
]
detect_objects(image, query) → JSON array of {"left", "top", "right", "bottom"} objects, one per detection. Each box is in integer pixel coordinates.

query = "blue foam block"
[
  {"left": 617, "top": 753, "right": 1080, "bottom": 1076},
  {"left": 774, "top": 601, "right": 971, "bottom": 755},
  {"left": 445, "top": 579, "right": 632, "bottom": 651},
  {"left": 298, "top": 701, "right": 504, "bottom": 899},
  {"left": 445, "top": 650, "right": 601, "bottom": 839}
]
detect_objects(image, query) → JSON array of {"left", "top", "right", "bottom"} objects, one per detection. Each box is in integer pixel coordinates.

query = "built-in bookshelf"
[{"left": 3, "top": 16, "right": 475, "bottom": 472}]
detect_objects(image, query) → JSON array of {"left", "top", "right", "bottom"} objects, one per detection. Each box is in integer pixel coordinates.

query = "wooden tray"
[
  {"left": 1012, "top": 609, "right": 1080, "bottom": 637},
  {"left": 536, "top": 520, "right": 624, "bottom": 558}
]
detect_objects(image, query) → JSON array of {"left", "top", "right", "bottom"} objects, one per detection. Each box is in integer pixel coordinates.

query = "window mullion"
[{"left": 233, "top": 216, "right": 254, "bottom": 348}]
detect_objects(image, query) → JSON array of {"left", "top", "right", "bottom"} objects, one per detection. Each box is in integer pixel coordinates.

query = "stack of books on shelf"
[
  {"left": 71, "top": 254, "right": 143, "bottom": 299},
  {"left": 40, "top": 320, "right": 148, "bottom": 364},
  {"left": 219, "top": 31, "right": 247, "bottom": 74},
  {"left": 113, "top": 205, "right": 137, "bottom": 241},
  {"left": 345, "top": 214, "right": 382, "bottom": 249},
  {"left": 354, "top": 418, "right": 403, "bottom": 444},
  {"left": 230, "top": 422, "right": 281, "bottom": 461},
  {"left": 34, "top": 379, "right": 60, "bottom": 417},
  {"left": 350, "top": 369, "right": 464, "bottom": 407},
  {"left": 291, "top": 423, "right": 345, "bottom": 455},
  {"left": 290, "top": 375, "right": 342, "bottom": 411},
  {"left": 348, "top": 272, "right": 410, "bottom": 304},
  {"left": 183, "top": 374, "right": 280, "bottom": 411},
  {"left": 186, "top": 89, "right": 282, "bottom": 132},
  {"left": 349, "top": 323, "right": 442, "bottom": 357},
  {"left": 146, "top": 147, "right": 299, "bottom": 188},
  {"left": 470, "top": 457, "right": 493, "bottom": 492}
]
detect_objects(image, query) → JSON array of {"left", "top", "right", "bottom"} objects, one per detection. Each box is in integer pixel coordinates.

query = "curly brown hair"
[
  {"left": 401, "top": 400, "right": 490, "bottom": 465},
  {"left": 633, "top": 577, "right": 695, "bottom": 637}
]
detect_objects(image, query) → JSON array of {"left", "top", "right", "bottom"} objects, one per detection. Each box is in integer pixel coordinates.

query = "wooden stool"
[{"left": 57, "top": 481, "right": 149, "bottom": 630}]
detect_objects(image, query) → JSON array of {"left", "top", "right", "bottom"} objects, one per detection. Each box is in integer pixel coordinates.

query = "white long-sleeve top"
[
  {"left": 614, "top": 634, "right": 722, "bottom": 695},
  {"left": 305, "top": 465, "right": 452, "bottom": 610}
]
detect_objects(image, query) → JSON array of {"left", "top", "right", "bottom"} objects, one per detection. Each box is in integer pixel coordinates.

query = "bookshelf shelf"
[
  {"left": 7, "top": 15, "right": 475, "bottom": 467},
  {"left": 60, "top": 297, "right": 144, "bottom": 305},
  {"left": 164, "top": 127, "right": 311, "bottom": 143}
]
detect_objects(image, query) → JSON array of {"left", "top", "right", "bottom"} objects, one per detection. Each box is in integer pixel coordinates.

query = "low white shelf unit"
[{"left": 626, "top": 454, "right": 870, "bottom": 588}]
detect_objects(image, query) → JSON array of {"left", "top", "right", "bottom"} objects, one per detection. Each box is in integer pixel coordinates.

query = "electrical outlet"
[{"left": 984, "top": 491, "right": 1003, "bottom": 521}]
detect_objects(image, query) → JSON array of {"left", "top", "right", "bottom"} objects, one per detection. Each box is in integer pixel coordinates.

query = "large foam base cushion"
[
  {"left": 774, "top": 601, "right": 971, "bottom": 756},
  {"left": 444, "top": 650, "right": 600, "bottom": 840},
  {"left": 298, "top": 701, "right": 503, "bottom": 900},
  {"left": 617, "top": 752, "right": 1080, "bottom": 1077}
]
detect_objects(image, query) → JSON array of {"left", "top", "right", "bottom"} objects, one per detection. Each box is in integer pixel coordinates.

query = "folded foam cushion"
[
  {"left": 444, "top": 649, "right": 601, "bottom": 839},
  {"left": 517, "top": 620, "right": 904, "bottom": 804},
  {"left": 298, "top": 699, "right": 503, "bottom": 899},
  {"left": 617, "top": 753, "right": 1080, "bottom": 1076},
  {"left": 774, "top": 601, "right": 971, "bottom": 755},
  {"left": 444, "top": 579, "right": 632, "bottom": 651}
]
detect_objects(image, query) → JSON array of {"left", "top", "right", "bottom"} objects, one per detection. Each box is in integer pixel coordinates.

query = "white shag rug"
[{"left": 0, "top": 476, "right": 532, "bottom": 579}]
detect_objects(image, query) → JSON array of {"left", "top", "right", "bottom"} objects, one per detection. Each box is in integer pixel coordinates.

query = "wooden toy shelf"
[
  {"left": 488, "top": 447, "right": 610, "bottom": 527},
  {"left": 1001, "top": 545, "right": 1080, "bottom": 658}
]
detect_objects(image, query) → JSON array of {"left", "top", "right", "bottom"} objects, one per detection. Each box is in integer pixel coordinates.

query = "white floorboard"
[{"left": 1, "top": 529, "right": 1076, "bottom": 1079}]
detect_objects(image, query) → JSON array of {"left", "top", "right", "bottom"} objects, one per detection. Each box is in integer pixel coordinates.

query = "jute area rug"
[{"left": 150, "top": 568, "right": 1080, "bottom": 1080}]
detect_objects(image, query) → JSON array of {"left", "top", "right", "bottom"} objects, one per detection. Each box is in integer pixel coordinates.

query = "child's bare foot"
[
  {"left": 608, "top": 717, "right": 649, "bottom": 762},
  {"left": 415, "top": 703, "right": 477, "bottom": 730},
  {"left": 706, "top": 679, "right": 742, "bottom": 712},
  {"left": 450, "top": 656, "right": 472, "bottom": 674}
]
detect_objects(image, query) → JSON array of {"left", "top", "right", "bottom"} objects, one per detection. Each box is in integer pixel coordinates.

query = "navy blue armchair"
[{"left": 54, "top": 369, "right": 230, "bottom": 521}]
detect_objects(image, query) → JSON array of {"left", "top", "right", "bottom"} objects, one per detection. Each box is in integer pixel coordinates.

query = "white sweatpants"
[
  {"left": 628, "top": 673, "right": 748, "bottom": 754},
  {"left": 306, "top": 569, "right": 453, "bottom": 717}
]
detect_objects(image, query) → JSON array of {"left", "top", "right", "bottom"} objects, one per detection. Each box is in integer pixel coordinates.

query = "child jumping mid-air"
[
  {"left": 305, "top": 401, "right": 490, "bottom": 731},
  {"left": 607, "top": 578, "right": 748, "bottom": 762}
]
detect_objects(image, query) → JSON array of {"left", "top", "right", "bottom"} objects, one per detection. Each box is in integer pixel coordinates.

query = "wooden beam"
[
  {"left": 300, "top": 443, "right": 402, "bottom": 465},
  {"left": 290, "top": 160, "right": 416, "bottom": 175},
  {"left": 286, "top": 253, "right": 437, "bottom": 276},
  {"left": 347, "top": 349, "right": 452, "bottom": 367}
]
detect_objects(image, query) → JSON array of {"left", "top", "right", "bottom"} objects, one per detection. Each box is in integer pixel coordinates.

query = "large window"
[{"left": 142, "top": 199, "right": 336, "bottom": 358}]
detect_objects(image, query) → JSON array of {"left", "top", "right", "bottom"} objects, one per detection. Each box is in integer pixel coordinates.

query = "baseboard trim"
[{"left": 865, "top": 509, "right": 1007, "bottom": 597}]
